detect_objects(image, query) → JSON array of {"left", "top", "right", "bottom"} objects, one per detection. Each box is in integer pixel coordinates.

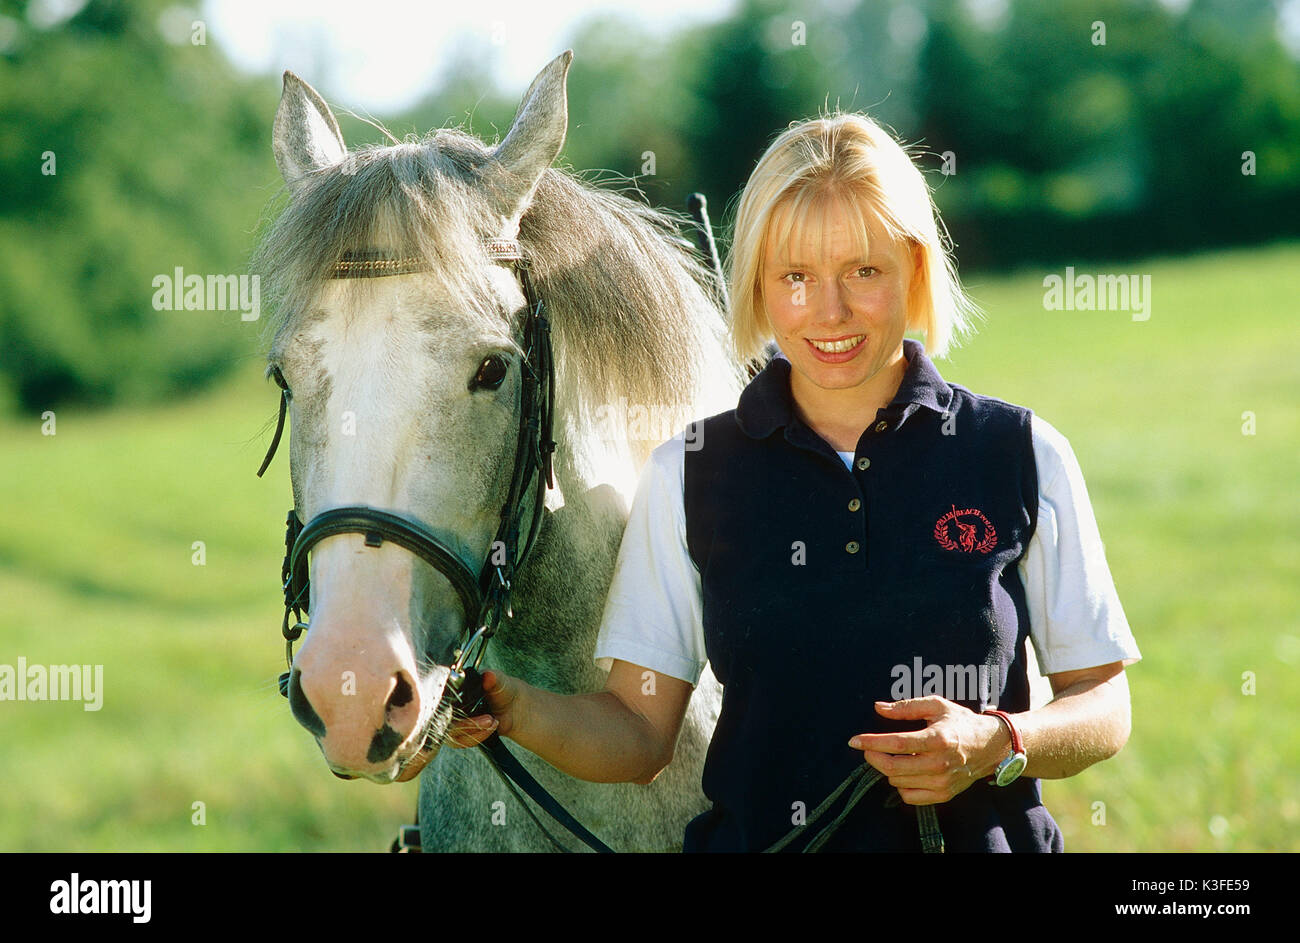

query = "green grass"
[
  {"left": 0, "top": 350, "right": 416, "bottom": 851},
  {"left": 1, "top": 242, "right": 1297, "bottom": 851},
  {"left": 941, "top": 242, "right": 1300, "bottom": 851}
]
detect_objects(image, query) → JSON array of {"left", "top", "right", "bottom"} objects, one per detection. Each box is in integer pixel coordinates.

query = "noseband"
[{"left": 257, "top": 238, "right": 556, "bottom": 718}]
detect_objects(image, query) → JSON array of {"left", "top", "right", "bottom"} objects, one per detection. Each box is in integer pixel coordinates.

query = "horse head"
[
  {"left": 255, "top": 52, "right": 737, "bottom": 849},
  {"left": 259, "top": 53, "right": 573, "bottom": 783}
]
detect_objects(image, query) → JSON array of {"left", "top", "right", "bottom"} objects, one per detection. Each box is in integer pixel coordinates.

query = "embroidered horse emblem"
[{"left": 933, "top": 505, "right": 997, "bottom": 554}]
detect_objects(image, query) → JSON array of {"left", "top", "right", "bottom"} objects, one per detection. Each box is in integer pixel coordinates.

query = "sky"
[
  {"left": 22, "top": 0, "right": 1300, "bottom": 112},
  {"left": 201, "top": 0, "right": 742, "bottom": 112}
]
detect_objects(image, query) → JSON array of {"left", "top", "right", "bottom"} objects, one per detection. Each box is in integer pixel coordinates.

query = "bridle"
[
  {"left": 258, "top": 236, "right": 618, "bottom": 854},
  {"left": 258, "top": 237, "right": 620, "bottom": 854},
  {"left": 257, "top": 238, "right": 555, "bottom": 725}
]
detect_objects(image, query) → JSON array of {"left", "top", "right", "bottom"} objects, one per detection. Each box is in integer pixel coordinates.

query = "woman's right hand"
[
  {"left": 446, "top": 669, "right": 520, "bottom": 748},
  {"left": 446, "top": 660, "right": 693, "bottom": 785}
]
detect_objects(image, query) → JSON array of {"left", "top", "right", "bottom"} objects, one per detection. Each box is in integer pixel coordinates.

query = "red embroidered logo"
[{"left": 933, "top": 505, "right": 997, "bottom": 554}]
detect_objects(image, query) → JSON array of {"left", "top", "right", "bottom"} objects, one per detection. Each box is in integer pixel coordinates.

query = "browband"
[{"left": 330, "top": 240, "right": 525, "bottom": 279}]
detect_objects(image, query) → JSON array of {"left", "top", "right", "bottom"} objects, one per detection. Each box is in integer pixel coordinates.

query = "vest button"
[
  {"left": 845, "top": 540, "right": 860, "bottom": 554},
  {"left": 855, "top": 457, "right": 871, "bottom": 471},
  {"left": 874, "top": 420, "right": 889, "bottom": 433},
  {"left": 847, "top": 498, "right": 861, "bottom": 512}
]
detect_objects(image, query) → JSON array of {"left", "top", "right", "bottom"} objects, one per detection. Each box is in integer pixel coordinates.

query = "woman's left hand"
[{"left": 847, "top": 697, "right": 1010, "bottom": 805}]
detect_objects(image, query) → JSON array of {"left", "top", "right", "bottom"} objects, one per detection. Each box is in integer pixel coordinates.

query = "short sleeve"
[
  {"left": 592, "top": 434, "right": 708, "bottom": 685},
  {"left": 1018, "top": 415, "right": 1141, "bottom": 675}
]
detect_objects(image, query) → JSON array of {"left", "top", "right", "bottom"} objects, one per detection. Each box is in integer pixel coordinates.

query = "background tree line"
[{"left": 2, "top": 0, "right": 1296, "bottom": 411}]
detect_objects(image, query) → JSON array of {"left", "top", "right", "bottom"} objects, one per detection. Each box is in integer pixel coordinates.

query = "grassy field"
[{"left": 1, "top": 241, "right": 1297, "bottom": 852}]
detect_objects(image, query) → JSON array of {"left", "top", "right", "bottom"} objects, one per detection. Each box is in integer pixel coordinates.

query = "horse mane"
[
  {"left": 517, "top": 165, "right": 739, "bottom": 426},
  {"left": 253, "top": 127, "right": 742, "bottom": 468}
]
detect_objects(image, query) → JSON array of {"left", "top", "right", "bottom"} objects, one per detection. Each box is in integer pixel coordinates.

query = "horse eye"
[
  {"left": 469, "top": 355, "right": 508, "bottom": 392},
  {"left": 271, "top": 366, "right": 291, "bottom": 397}
]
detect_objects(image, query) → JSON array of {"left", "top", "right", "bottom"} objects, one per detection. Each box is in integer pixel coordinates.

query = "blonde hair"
[{"left": 726, "top": 110, "right": 977, "bottom": 367}]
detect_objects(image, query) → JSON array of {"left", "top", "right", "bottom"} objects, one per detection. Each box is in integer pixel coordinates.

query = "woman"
[{"left": 451, "top": 111, "right": 1140, "bottom": 852}]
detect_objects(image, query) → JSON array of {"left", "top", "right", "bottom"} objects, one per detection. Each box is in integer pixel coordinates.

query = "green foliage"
[
  {"left": 0, "top": 0, "right": 274, "bottom": 412},
  {"left": 914, "top": 0, "right": 1300, "bottom": 266},
  {"left": 5, "top": 0, "right": 1300, "bottom": 417},
  {"left": 0, "top": 243, "right": 1295, "bottom": 850},
  {"left": 401, "top": 0, "right": 1300, "bottom": 270}
]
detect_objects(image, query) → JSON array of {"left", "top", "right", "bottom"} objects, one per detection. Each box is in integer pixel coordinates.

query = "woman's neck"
[{"left": 788, "top": 348, "right": 908, "bottom": 453}]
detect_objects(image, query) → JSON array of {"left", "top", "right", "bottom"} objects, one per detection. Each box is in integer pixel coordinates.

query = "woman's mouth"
[{"left": 806, "top": 334, "right": 866, "bottom": 362}]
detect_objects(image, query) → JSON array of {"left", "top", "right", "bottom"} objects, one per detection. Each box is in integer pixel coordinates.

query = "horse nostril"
[
  {"left": 387, "top": 672, "right": 415, "bottom": 711},
  {"left": 364, "top": 672, "right": 420, "bottom": 766},
  {"left": 287, "top": 668, "right": 326, "bottom": 738}
]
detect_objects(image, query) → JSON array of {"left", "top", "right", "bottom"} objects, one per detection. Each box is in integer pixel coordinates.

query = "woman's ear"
[{"left": 906, "top": 241, "right": 927, "bottom": 330}]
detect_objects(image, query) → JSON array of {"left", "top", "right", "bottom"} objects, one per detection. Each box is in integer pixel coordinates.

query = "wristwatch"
[{"left": 982, "top": 709, "right": 1027, "bottom": 786}]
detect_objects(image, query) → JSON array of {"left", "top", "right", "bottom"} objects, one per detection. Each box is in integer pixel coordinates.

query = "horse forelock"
[
  {"left": 254, "top": 124, "right": 743, "bottom": 481},
  {"left": 256, "top": 130, "right": 506, "bottom": 346}
]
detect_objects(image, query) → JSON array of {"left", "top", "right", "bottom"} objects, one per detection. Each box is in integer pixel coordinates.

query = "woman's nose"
[{"left": 814, "top": 280, "right": 854, "bottom": 323}]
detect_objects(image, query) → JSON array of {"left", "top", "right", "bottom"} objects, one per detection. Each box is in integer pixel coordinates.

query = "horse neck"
[
  {"left": 481, "top": 425, "right": 634, "bottom": 693},
  {"left": 481, "top": 204, "right": 744, "bottom": 692}
]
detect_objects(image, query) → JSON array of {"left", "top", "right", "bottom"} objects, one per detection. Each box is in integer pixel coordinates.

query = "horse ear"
[
  {"left": 488, "top": 50, "right": 573, "bottom": 228},
  {"left": 273, "top": 71, "right": 347, "bottom": 185}
]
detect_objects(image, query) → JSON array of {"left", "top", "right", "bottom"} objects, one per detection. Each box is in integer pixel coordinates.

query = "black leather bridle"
[{"left": 257, "top": 238, "right": 555, "bottom": 727}]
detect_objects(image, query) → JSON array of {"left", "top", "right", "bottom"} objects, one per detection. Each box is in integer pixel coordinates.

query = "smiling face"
[{"left": 760, "top": 191, "right": 921, "bottom": 422}]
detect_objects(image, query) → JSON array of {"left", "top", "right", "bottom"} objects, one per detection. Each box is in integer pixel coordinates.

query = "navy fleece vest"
[{"left": 682, "top": 340, "right": 1063, "bottom": 852}]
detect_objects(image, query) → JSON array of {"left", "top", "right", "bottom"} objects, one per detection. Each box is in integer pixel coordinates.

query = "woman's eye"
[
  {"left": 782, "top": 272, "right": 805, "bottom": 284},
  {"left": 856, "top": 266, "right": 878, "bottom": 278},
  {"left": 469, "top": 355, "right": 508, "bottom": 392}
]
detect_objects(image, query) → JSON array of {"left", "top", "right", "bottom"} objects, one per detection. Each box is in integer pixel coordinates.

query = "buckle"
[{"left": 391, "top": 824, "right": 422, "bottom": 853}]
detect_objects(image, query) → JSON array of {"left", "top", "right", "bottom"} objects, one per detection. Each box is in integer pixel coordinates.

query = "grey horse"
[{"left": 254, "top": 50, "right": 742, "bottom": 850}]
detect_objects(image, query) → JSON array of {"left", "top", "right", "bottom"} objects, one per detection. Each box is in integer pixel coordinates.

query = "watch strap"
[
  {"left": 982, "top": 709, "right": 1026, "bottom": 786},
  {"left": 983, "top": 709, "right": 1023, "bottom": 754}
]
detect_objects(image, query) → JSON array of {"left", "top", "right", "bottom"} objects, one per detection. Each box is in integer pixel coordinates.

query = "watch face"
[{"left": 996, "top": 753, "right": 1027, "bottom": 786}]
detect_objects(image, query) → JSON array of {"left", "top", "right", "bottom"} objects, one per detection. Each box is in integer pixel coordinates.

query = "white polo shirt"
[{"left": 594, "top": 414, "right": 1141, "bottom": 686}]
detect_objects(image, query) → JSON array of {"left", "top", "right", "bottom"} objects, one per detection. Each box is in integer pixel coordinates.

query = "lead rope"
[
  {"left": 761, "top": 766, "right": 945, "bottom": 854},
  {"left": 390, "top": 739, "right": 608, "bottom": 854},
  {"left": 475, "top": 729, "right": 615, "bottom": 853},
  {"left": 919, "top": 804, "right": 945, "bottom": 853}
]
